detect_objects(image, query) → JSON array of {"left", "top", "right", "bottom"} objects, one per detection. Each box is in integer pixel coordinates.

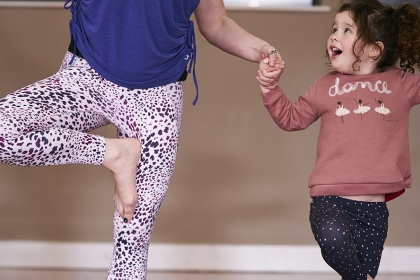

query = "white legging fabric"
[{"left": 0, "top": 52, "right": 184, "bottom": 279}]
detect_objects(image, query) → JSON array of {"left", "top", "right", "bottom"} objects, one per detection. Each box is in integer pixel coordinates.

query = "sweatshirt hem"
[{"left": 309, "top": 176, "right": 412, "bottom": 202}]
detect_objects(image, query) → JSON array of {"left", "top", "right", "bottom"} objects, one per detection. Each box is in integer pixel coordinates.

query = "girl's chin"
[{"left": 331, "top": 66, "right": 352, "bottom": 75}]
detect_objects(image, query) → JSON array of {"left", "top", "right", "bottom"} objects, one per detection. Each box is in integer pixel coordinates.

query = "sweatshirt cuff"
[{"left": 260, "top": 87, "right": 284, "bottom": 103}]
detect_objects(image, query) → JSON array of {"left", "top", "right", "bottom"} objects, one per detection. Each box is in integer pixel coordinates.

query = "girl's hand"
[{"left": 257, "top": 54, "right": 284, "bottom": 94}]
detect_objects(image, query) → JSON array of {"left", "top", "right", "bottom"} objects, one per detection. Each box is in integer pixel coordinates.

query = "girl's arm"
[{"left": 257, "top": 55, "right": 318, "bottom": 131}]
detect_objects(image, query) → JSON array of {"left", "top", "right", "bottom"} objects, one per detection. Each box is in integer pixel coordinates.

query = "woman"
[{"left": 0, "top": 0, "right": 279, "bottom": 279}]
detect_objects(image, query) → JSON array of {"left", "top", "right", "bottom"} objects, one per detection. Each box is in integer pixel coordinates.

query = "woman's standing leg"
[{"left": 106, "top": 82, "right": 184, "bottom": 280}]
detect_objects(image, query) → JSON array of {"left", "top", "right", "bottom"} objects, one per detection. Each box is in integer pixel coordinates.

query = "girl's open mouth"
[{"left": 332, "top": 47, "right": 343, "bottom": 55}]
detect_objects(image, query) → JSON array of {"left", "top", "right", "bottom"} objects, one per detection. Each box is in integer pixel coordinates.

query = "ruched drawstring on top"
[
  {"left": 187, "top": 20, "right": 199, "bottom": 105},
  {"left": 64, "top": 0, "right": 79, "bottom": 65}
]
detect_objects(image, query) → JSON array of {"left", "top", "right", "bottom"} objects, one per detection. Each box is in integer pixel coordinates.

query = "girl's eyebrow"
[
  {"left": 331, "top": 20, "right": 355, "bottom": 28},
  {"left": 344, "top": 22, "right": 355, "bottom": 27}
]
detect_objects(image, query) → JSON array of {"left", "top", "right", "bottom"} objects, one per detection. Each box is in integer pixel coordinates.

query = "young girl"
[{"left": 257, "top": 0, "right": 420, "bottom": 279}]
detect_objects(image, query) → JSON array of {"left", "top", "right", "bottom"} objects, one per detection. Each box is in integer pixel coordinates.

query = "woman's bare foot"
[{"left": 102, "top": 138, "right": 141, "bottom": 223}]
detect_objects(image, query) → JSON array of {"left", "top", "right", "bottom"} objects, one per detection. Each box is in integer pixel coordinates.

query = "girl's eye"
[
  {"left": 344, "top": 28, "right": 351, "bottom": 33},
  {"left": 332, "top": 28, "right": 337, "bottom": 34}
]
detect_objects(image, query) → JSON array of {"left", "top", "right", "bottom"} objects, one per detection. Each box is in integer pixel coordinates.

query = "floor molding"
[{"left": 0, "top": 241, "right": 419, "bottom": 274}]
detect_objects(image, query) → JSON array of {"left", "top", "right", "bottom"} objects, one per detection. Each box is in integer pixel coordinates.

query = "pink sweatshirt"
[{"left": 261, "top": 67, "right": 420, "bottom": 201}]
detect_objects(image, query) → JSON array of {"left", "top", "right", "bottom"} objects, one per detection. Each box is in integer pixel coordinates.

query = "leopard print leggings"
[{"left": 0, "top": 52, "right": 184, "bottom": 279}]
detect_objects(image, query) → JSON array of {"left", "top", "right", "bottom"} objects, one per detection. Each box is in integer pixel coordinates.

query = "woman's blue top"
[{"left": 65, "top": 0, "right": 200, "bottom": 103}]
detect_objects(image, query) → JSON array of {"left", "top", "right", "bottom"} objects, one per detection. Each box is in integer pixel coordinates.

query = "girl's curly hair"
[{"left": 330, "top": 0, "right": 420, "bottom": 73}]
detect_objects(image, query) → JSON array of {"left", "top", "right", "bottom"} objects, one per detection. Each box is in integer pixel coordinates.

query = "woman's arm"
[{"left": 194, "top": 0, "right": 279, "bottom": 65}]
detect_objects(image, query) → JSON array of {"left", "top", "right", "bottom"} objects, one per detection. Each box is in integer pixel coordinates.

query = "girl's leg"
[
  {"left": 344, "top": 199, "right": 388, "bottom": 279},
  {"left": 310, "top": 196, "right": 367, "bottom": 280},
  {"left": 310, "top": 196, "right": 388, "bottom": 280},
  {"left": 106, "top": 82, "right": 184, "bottom": 280}
]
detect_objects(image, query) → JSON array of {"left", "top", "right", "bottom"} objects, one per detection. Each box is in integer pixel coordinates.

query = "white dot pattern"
[{"left": 309, "top": 196, "right": 389, "bottom": 280}]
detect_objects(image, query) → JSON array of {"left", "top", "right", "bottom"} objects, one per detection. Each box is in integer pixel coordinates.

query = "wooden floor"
[{"left": 0, "top": 269, "right": 419, "bottom": 280}]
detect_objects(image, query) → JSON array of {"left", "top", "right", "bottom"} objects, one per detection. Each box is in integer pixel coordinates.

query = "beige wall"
[{"left": 0, "top": 0, "right": 419, "bottom": 246}]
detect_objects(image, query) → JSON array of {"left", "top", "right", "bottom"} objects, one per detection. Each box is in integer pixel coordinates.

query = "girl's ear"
[{"left": 369, "top": 41, "right": 384, "bottom": 59}]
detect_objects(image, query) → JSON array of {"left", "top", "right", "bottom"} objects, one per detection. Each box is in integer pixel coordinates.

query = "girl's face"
[{"left": 327, "top": 11, "right": 373, "bottom": 75}]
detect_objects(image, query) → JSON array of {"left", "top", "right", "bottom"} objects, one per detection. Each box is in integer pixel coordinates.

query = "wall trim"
[
  {"left": 0, "top": 1, "right": 64, "bottom": 8},
  {"left": 0, "top": 1, "right": 331, "bottom": 12},
  {"left": 224, "top": 4, "right": 331, "bottom": 12},
  {"left": 0, "top": 241, "right": 419, "bottom": 274}
]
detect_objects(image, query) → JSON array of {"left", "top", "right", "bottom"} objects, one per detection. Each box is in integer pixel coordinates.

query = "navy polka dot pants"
[{"left": 310, "top": 196, "right": 388, "bottom": 280}]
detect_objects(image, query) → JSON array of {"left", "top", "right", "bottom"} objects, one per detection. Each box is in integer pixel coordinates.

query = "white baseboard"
[{"left": 0, "top": 241, "right": 419, "bottom": 274}]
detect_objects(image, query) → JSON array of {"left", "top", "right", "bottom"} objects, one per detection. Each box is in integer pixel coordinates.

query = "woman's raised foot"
[{"left": 102, "top": 138, "right": 141, "bottom": 223}]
